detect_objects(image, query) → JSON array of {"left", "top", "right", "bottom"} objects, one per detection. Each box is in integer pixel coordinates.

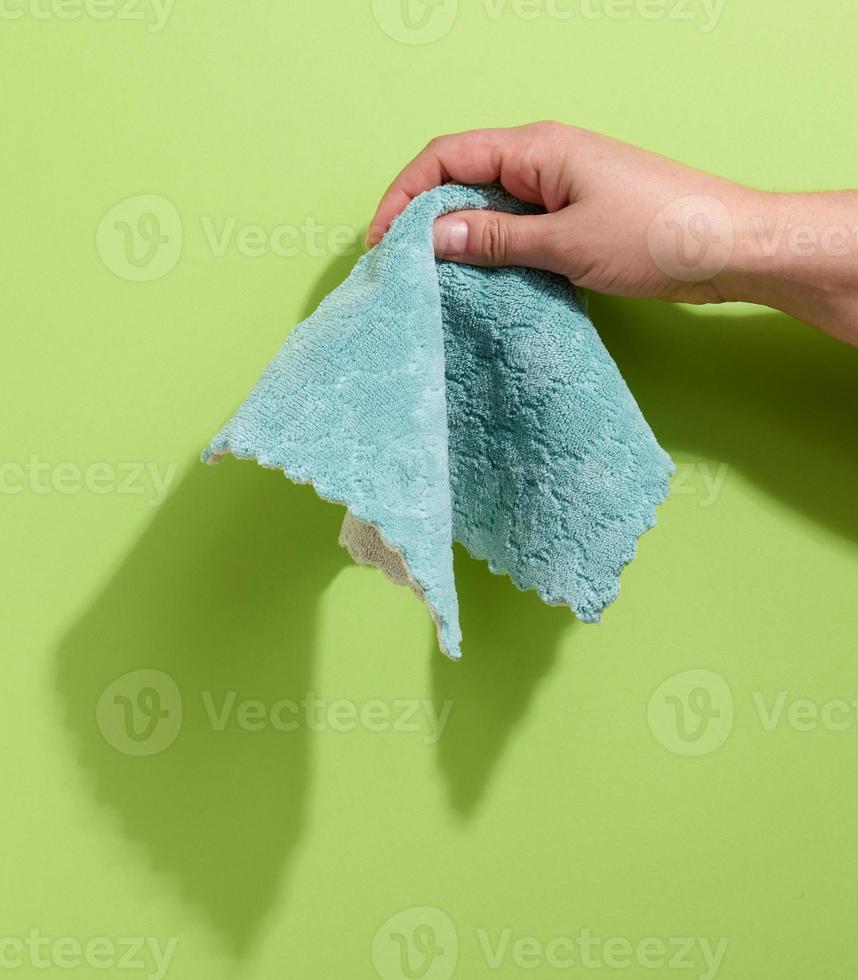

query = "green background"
[{"left": 3, "top": 1, "right": 858, "bottom": 978}]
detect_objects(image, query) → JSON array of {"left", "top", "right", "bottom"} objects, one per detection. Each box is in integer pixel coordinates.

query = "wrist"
[{"left": 720, "top": 188, "right": 858, "bottom": 344}]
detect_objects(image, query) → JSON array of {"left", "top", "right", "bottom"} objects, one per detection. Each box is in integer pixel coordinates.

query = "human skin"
[{"left": 366, "top": 123, "right": 858, "bottom": 346}]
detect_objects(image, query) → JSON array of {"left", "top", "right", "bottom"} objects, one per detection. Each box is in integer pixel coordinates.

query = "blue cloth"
[{"left": 203, "top": 184, "right": 674, "bottom": 660}]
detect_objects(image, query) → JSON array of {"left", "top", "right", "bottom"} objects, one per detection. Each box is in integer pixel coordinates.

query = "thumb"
[{"left": 432, "top": 209, "right": 562, "bottom": 270}]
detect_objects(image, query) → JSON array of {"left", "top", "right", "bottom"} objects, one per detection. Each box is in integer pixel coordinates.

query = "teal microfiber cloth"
[{"left": 203, "top": 184, "right": 674, "bottom": 660}]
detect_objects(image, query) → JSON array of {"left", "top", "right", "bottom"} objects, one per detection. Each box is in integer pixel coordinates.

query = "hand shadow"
[
  {"left": 590, "top": 295, "right": 858, "bottom": 547},
  {"left": 58, "top": 241, "right": 856, "bottom": 957},
  {"left": 53, "top": 462, "right": 349, "bottom": 956},
  {"left": 51, "top": 254, "right": 363, "bottom": 957}
]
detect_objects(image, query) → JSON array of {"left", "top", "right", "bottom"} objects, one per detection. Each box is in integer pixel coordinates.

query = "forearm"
[{"left": 722, "top": 190, "right": 858, "bottom": 345}]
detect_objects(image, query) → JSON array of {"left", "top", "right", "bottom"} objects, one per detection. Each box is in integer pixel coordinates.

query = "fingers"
[
  {"left": 366, "top": 127, "right": 543, "bottom": 247},
  {"left": 432, "top": 210, "right": 567, "bottom": 273}
]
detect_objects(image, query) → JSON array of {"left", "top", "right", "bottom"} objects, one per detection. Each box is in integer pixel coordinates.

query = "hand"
[{"left": 367, "top": 123, "right": 858, "bottom": 346}]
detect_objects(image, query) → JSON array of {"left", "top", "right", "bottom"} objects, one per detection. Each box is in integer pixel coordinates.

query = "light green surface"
[{"left": 2, "top": 2, "right": 858, "bottom": 978}]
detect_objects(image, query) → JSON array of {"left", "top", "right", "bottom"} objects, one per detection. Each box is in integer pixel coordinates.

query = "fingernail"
[
  {"left": 365, "top": 226, "right": 382, "bottom": 249},
  {"left": 433, "top": 218, "right": 469, "bottom": 256}
]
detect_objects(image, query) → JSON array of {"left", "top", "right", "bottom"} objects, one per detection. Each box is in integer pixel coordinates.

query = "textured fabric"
[
  {"left": 338, "top": 511, "right": 415, "bottom": 592},
  {"left": 203, "top": 184, "right": 674, "bottom": 660}
]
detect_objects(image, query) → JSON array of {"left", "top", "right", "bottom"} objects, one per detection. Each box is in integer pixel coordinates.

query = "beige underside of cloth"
[{"left": 338, "top": 510, "right": 421, "bottom": 598}]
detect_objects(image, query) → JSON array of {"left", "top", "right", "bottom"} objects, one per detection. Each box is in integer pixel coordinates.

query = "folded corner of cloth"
[{"left": 202, "top": 183, "right": 675, "bottom": 661}]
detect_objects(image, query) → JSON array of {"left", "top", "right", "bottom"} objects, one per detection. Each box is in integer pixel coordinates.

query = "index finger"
[{"left": 366, "top": 127, "right": 537, "bottom": 246}]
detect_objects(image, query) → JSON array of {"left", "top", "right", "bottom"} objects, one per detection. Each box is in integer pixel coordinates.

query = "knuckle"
[
  {"left": 480, "top": 217, "right": 509, "bottom": 264},
  {"left": 519, "top": 140, "right": 545, "bottom": 179},
  {"left": 530, "top": 120, "right": 582, "bottom": 143}
]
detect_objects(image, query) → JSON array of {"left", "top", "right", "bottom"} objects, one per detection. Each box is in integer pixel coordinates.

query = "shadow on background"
[
  {"left": 433, "top": 546, "right": 575, "bottom": 817},
  {"left": 52, "top": 251, "right": 858, "bottom": 952},
  {"left": 591, "top": 296, "right": 858, "bottom": 546},
  {"left": 431, "top": 295, "right": 858, "bottom": 819},
  {"left": 432, "top": 545, "right": 576, "bottom": 818},
  {"left": 303, "top": 242, "right": 581, "bottom": 818},
  {"left": 52, "top": 257, "right": 363, "bottom": 956},
  {"left": 54, "top": 462, "right": 348, "bottom": 956}
]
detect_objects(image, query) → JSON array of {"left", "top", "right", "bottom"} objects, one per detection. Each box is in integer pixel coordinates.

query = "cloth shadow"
[
  {"left": 590, "top": 296, "right": 858, "bottom": 547},
  {"left": 431, "top": 294, "right": 858, "bottom": 821},
  {"left": 432, "top": 546, "right": 575, "bottom": 817},
  {"left": 52, "top": 262, "right": 364, "bottom": 957},
  {"left": 63, "top": 249, "right": 845, "bottom": 954},
  {"left": 301, "top": 245, "right": 579, "bottom": 817},
  {"left": 53, "top": 461, "right": 349, "bottom": 956}
]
